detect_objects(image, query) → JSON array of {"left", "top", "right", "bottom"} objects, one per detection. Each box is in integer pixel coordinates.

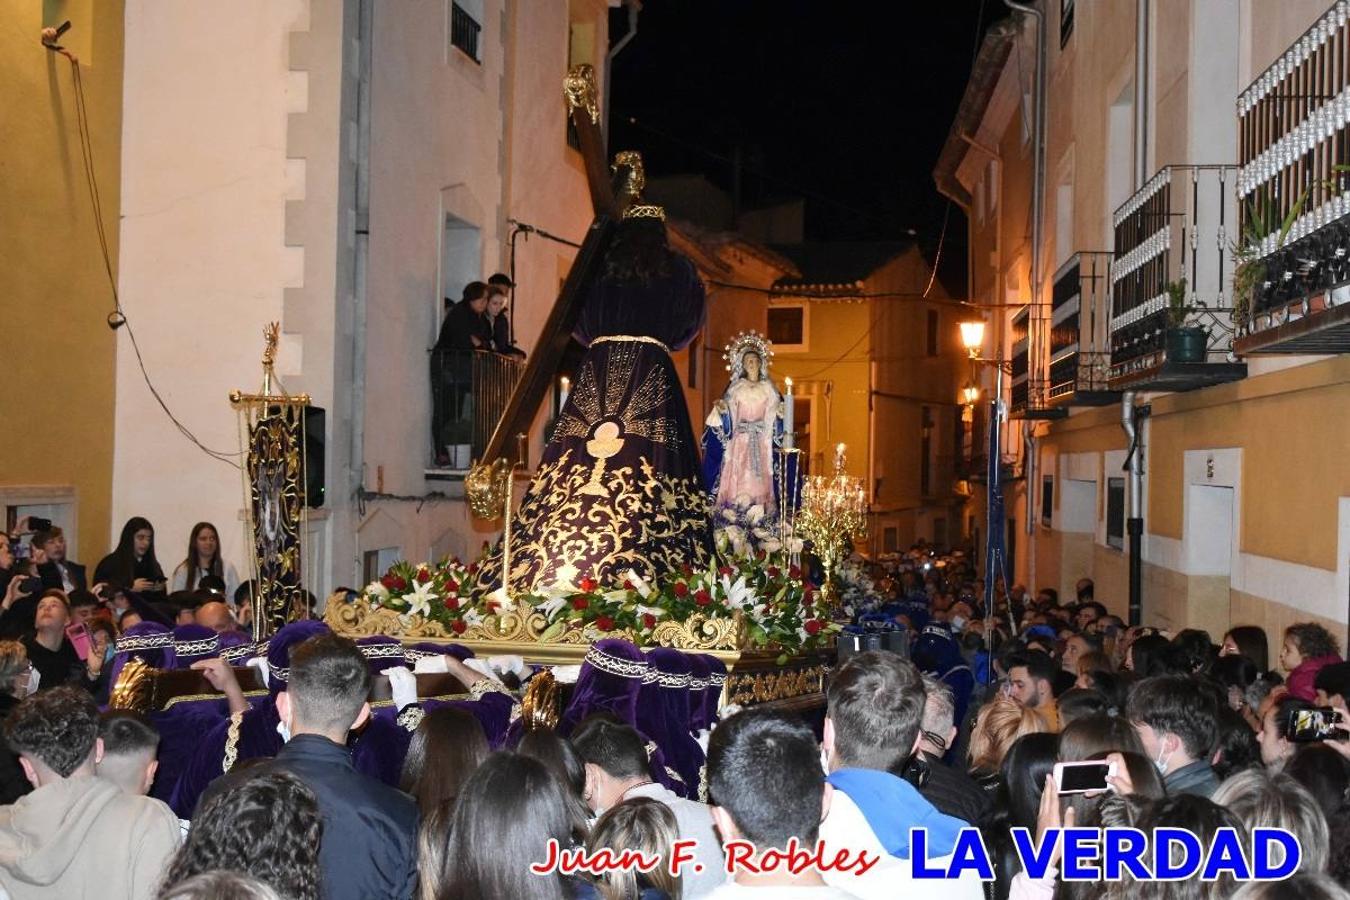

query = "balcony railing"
[
  {"left": 1009, "top": 307, "right": 1030, "bottom": 415},
  {"left": 430, "top": 350, "right": 526, "bottom": 472},
  {"left": 1234, "top": 2, "right": 1350, "bottom": 354},
  {"left": 1047, "top": 251, "right": 1118, "bottom": 406},
  {"left": 450, "top": 2, "right": 482, "bottom": 63},
  {"left": 1108, "top": 165, "right": 1247, "bottom": 391}
]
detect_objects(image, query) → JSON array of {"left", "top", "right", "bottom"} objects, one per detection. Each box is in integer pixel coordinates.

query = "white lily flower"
[
  {"left": 785, "top": 537, "right": 805, "bottom": 554},
  {"left": 760, "top": 538, "right": 783, "bottom": 553},
  {"left": 746, "top": 504, "right": 765, "bottom": 525},
  {"left": 365, "top": 581, "right": 390, "bottom": 602},
  {"left": 720, "top": 574, "right": 754, "bottom": 611},
  {"left": 635, "top": 603, "right": 666, "bottom": 620},
  {"left": 624, "top": 570, "right": 654, "bottom": 599},
  {"left": 405, "top": 579, "right": 437, "bottom": 618},
  {"left": 535, "top": 594, "right": 569, "bottom": 619},
  {"left": 603, "top": 588, "right": 630, "bottom": 604},
  {"left": 461, "top": 607, "right": 485, "bottom": 627}
]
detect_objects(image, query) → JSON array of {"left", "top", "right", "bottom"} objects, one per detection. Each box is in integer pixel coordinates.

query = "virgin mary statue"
[
  {"left": 475, "top": 206, "right": 712, "bottom": 595},
  {"left": 701, "top": 332, "right": 787, "bottom": 525}
]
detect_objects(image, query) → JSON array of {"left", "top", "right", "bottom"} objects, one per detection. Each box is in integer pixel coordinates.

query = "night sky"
[{"left": 608, "top": 0, "right": 1000, "bottom": 291}]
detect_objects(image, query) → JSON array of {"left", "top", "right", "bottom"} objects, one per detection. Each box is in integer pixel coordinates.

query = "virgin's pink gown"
[{"left": 714, "top": 384, "right": 777, "bottom": 513}]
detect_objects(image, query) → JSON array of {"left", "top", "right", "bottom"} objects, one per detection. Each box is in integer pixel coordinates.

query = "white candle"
[
  {"left": 783, "top": 376, "right": 795, "bottom": 450},
  {"left": 558, "top": 376, "right": 571, "bottom": 413},
  {"left": 835, "top": 442, "right": 847, "bottom": 473}
]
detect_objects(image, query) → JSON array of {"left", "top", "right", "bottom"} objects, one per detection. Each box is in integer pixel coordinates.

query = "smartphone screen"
[
  {"left": 1054, "top": 761, "right": 1113, "bottom": 794},
  {"left": 1287, "top": 707, "right": 1344, "bottom": 742},
  {"left": 65, "top": 623, "right": 92, "bottom": 661}
]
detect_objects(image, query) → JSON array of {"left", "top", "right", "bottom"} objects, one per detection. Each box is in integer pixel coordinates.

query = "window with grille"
[
  {"left": 450, "top": 2, "right": 481, "bottom": 63},
  {"left": 1106, "top": 478, "right": 1125, "bottom": 550}
]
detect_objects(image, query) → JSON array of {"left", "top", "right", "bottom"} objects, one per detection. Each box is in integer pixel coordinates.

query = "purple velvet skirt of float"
[{"left": 475, "top": 335, "right": 711, "bottom": 595}]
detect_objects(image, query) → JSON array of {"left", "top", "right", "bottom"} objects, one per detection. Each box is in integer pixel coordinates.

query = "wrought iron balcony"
[
  {"left": 1233, "top": 1, "right": 1350, "bottom": 355},
  {"left": 1046, "top": 251, "right": 1119, "bottom": 408},
  {"left": 1107, "top": 165, "right": 1247, "bottom": 392},
  {"left": 429, "top": 349, "right": 526, "bottom": 475}
]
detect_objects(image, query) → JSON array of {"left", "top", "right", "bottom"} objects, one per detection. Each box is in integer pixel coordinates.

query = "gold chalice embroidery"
[{"left": 580, "top": 420, "right": 625, "bottom": 497}]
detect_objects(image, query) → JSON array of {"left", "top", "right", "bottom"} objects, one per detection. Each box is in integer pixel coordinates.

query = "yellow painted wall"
[
  {"left": 1146, "top": 356, "right": 1350, "bottom": 570},
  {"left": 1, "top": 1, "right": 123, "bottom": 561},
  {"left": 772, "top": 299, "right": 871, "bottom": 480}
]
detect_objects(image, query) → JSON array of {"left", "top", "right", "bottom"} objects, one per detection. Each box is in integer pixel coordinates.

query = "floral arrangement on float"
[
  {"left": 342, "top": 549, "right": 839, "bottom": 659},
  {"left": 359, "top": 558, "right": 499, "bottom": 635},
  {"left": 835, "top": 556, "right": 885, "bottom": 618}
]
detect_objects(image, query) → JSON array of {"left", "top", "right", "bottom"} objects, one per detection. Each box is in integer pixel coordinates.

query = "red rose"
[
  {"left": 789, "top": 565, "right": 802, "bottom": 579},
  {"left": 673, "top": 582, "right": 689, "bottom": 598},
  {"left": 767, "top": 566, "right": 781, "bottom": 579},
  {"left": 467, "top": 563, "right": 479, "bottom": 574},
  {"left": 718, "top": 566, "right": 733, "bottom": 576},
  {"left": 580, "top": 577, "right": 598, "bottom": 592},
  {"left": 595, "top": 615, "right": 615, "bottom": 631},
  {"left": 694, "top": 589, "right": 711, "bottom": 607},
  {"left": 572, "top": 597, "right": 589, "bottom": 611},
  {"left": 391, "top": 576, "right": 407, "bottom": 591},
  {"left": 444, "top": 597, "right": 459, "bottom": 611},
  {"left": 446, "top": 578, "right": 460, "bottom": 593},
  {"left": 380, "top": 575, "right": 396, "bottom": 590},
  {"left": 451, "top": 619, "right": 467, "bottom": 634},
  {"left": 803, "top": 581, "right": 816, "bottom": 593},
  {"left": 623, "top": 578, "right": 635, "bottom": 591},
  {"left": 756, "top": 550, "right": 767, "bottom": 561},
  {"left": 643, "top": 613, "right": 657, "bottom": 629},
  {"left": 805, "top": 619, "right": 823, "bottom": 635},
  {"left": 416, "top": 569, "right": 431, "bottom": 584}
]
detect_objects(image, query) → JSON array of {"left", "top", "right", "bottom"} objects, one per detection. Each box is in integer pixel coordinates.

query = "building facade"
[
  {"left": 768, "top": 244, "right": 967, "bottom": 554},
  {"left": 6, "top": 0, "right": 615, "bottom": 597},
  {"left": 937, "top": 0, "right": 1350, "bottom": 641}
]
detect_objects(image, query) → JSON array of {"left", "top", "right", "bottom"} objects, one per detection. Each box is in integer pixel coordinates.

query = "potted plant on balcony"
[{"left": 1164, "top": 279, "right": 1207, "bottom": 363}]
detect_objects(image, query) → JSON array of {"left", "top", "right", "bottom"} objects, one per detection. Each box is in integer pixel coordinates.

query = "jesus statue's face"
[{"left": 743, "top": 351, "right": 762, "bottom": 382}]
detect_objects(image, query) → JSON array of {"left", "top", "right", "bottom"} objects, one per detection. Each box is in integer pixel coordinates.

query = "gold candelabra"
[{"left": 796, "top": 443, "right": 867, "bottom": 605}]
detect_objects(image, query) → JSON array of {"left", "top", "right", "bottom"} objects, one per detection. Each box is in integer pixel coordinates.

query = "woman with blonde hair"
[
  {"left": 967, "top": 695, "right": 1047, "bottom": 794},
  {"left": 587, "top": 797, "right": 681, "bottom": 900}
]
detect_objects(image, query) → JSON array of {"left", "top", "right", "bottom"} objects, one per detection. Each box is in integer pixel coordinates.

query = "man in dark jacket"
[
  {"left": 33, "top": 529, "right": 85, "bottom": 594},
  {"left": 431, "top": 282, "right": 492, "bottom": 464},
  {"left": 1126, "top": 674, "right": 1221, "bottom": 798},
  {"left": 908, "top": 674, "right": 987, "bottom": 825},
  {"left": 203, "top": 633, "right": 417, "bottom": 900}
]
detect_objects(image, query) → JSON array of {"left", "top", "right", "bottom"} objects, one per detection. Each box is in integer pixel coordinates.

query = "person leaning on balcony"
[
  {"left": 485, "top": 276, "right": 525, "bottom": 359},
  {"left": 431, "top": 282, "right": 493, "bottom": 463},
  {"left": 434, "top": 281, "right": 492, "bottom": 352}
]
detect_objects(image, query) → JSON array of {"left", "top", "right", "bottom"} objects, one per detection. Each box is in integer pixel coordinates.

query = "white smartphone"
[{"left": 1052, "top": 760, "right": 1117, "bottom": 794}]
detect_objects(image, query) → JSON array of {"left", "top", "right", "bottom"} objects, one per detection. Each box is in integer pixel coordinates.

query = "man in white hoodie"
[
  {"left": 0, "top": 687, "right": 181, "bottom": 899},
  {"left": 819, "top": 651, "right": 986, "bottom": 900}
]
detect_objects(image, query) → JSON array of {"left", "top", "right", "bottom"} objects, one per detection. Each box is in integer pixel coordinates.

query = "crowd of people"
[{"left": 0, "top": 523, "right": 1348, "bottom": 899}]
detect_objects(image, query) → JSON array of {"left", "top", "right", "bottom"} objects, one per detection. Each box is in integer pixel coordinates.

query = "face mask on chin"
[
  {"left": 25, "top": 670, "right": 40, "bottom": 696},
  {"left": 1154, "top": 742, "right": 1172, "bottom": 775}
]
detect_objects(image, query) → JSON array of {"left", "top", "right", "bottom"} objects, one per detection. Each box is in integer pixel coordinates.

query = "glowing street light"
[{"left": 959, "top": 320, "right": 986, "bottom": 357}]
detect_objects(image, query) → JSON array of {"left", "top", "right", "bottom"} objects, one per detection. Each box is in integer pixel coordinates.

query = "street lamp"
[
  {"left": 956, "top": 318, "right": 1011, "bottom": 646},
  {"left": 960, "top": 320, "right": 987, "bottom": 357}
]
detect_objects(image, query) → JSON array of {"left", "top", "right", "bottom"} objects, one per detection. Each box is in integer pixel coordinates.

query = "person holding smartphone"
[
  {"left": 93, "top": 516, "right": 167, "bottom": 596},
  {"left": 20, "top": 590, "right": 105, "bottom": 694}
]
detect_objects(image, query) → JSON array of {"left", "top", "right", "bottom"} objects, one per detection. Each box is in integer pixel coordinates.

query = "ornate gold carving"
[
  {"left": 613, "top": 150, "right": 646, "bottom": 198},
  {"left": 467, "top": 457, "right": 512, "bottom": 520},
  {"left": 109, "top": 658, "right": 154, "bottom": 713},
  {"left": 325, "top": 599, "right": 742, "bottom": 656},
  {"left": 723, "top": 663, "right": 828, "bottom": 707},
  {"left": 563, "top": 64, "right": 600, "bottom": 125},
  {"left": 520, "top": 668, "right": 562, "bottom": 731},
  {"left": 622, "top": 204, "right": 667, "bottom": 222}
]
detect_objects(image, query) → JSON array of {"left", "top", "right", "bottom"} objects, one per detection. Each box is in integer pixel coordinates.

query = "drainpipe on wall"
[
  {"left": 349, "top": 0, "right": 373, "bottom": 570},
  {"left": 1135, "top": 0, "right": 1150, "bottom": 186},
  {"left": 1121, "top": 391, "right": 1144, "bottom": 626},
  {"left": 1004, "top": 0, "right": 1046, "bottom": 585}
]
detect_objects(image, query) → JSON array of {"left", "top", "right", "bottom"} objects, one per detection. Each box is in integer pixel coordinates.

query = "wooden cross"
[{"left": 477, "top": 64, "right": 641, "bottom": 467}]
